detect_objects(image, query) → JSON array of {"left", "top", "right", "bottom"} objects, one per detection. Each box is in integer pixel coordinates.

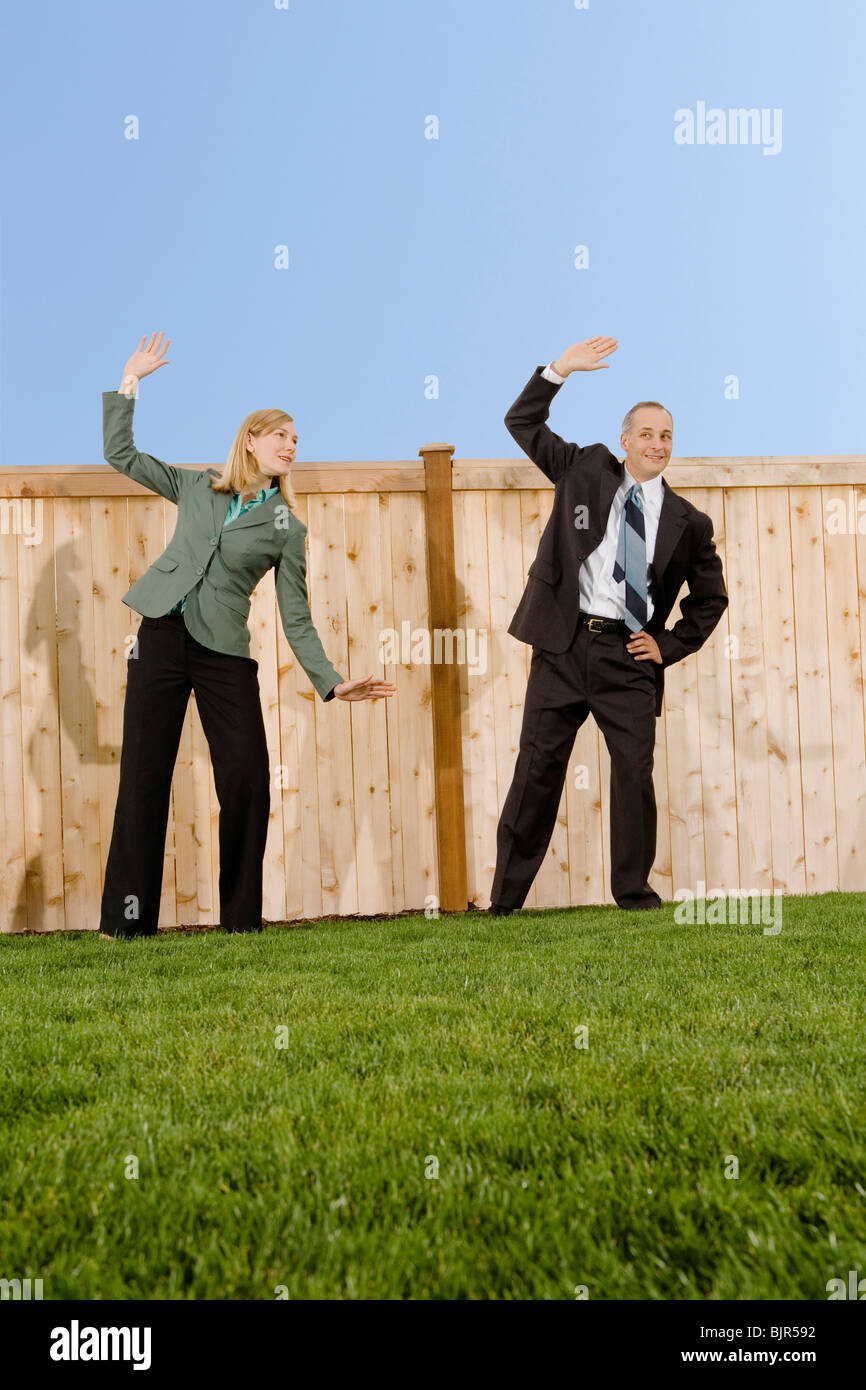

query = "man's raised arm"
[{"left": 504, "top": 336, "right": 618, "bottom": 486}]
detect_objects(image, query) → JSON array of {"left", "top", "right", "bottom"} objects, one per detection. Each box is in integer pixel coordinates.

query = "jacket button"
[
  {"left": 196, "top": 566, "right": 203, "bottom": 576},
  {"left": 210, "top": 537, "right": 218, "bottom": 545}
]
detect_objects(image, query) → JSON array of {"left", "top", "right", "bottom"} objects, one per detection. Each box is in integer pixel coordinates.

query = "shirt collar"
[
  {"left": 238, "top": 483, "right": 279, "bottom": 503},
  {"left": 620, "top": 462, "right": 664, "bottom": 502}
]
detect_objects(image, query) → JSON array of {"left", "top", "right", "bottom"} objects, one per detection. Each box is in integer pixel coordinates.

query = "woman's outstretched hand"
[
  {"left": 124, "top": 331, "right": 171, "bottom": 380},
  {"left": 334, "top": 674, "right": 396, "bottom": 701}
]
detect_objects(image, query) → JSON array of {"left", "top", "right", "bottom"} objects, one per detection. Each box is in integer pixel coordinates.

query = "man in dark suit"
[{"left": 489, "top": 335, "right": 728, "bottom": 913}]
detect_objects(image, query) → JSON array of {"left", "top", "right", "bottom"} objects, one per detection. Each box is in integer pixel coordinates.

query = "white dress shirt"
[{"left": 539, "top": 361, "right": 664, "bottom": 621}]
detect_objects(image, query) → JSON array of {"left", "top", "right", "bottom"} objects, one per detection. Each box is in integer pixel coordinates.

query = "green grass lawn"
[{"left": 1, "top": 895, "right": 864, "bottom": 1300}]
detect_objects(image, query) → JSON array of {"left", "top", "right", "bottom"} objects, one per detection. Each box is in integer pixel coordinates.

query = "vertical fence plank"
[
  {"left": 597, "top": 709, "right": 616, "bottom": 906},
  {"left": 662, "top": 619, "right": 707, "bottom": 896},
  {"left": 693, "top": 489, "right": 740, "bottom": 895},
  {"left": 389, "top": 491, "right": 436, "bottom": 910},
  {"left": 128, "top": 494, "right": 177, "bottom": 927},
  {"left": 567, "top": 720, "right": 606, "bottom": 906},
  {"left": 822, "top": 484, "right": 866, "bottom": 892},
  {"left": 377, "top": 491, "right": 405, "bottom": 912},
  {"left": 420, "top": 443, "right": 467, "bottom": 913},
  {"left": 649, "top": 690, "right": 673, "bottom": 904},
  {"left": 280, "top": 495, "right": 323, "bottom": 922},
  {"left": 345, "top": 492, "right": 393, "bottom": 915},
  {"left": 756, "top": 488, "right": 806, "bottom": 895},
  {"left": 0, "top": 510, "right": 26, "bottom": 931},
  {"left": 511, "top": 490, "right": 541, "bottom": 909},
  {"left": 455, "top": 487, "right": 497, "bottom": 910},
  {"left": 309, "top": 494, "right": 357, "bottom": 917},
  {"left": 55, "top": 498, "right": 103, "bottom": 932},
  {"left": 789, "top": 487, "right": 838, "bottom": 893},
  {"left": 724, "top": 488, "right": 774, "bottom": 889},
  {"left": 90, "top": 493, "right": 132, "bottom": 930},
  {"left": 663, "top": 491, "right": 707, "bottom": 895},
  {"left": 855, "top": 486, "right": 866, "bottom": 879},
  {"left": 18, "top": 509, "right": 64, "bottom": 930},
  {"left": 250, "top": 568, "right": 288, "bottom": 927}
]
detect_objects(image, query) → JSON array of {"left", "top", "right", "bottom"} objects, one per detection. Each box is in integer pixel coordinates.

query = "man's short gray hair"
[{"left": 621, "top": 401, "right": 673, "bottom": 439}]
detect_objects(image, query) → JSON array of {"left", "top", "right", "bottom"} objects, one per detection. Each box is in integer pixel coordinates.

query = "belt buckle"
[{"left": 587, "top": 617, "right": 604, "bottom": 633}]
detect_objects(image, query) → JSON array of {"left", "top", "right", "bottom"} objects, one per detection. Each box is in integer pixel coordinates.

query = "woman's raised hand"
[
  {"left": 334, "top": 675, "right": 397, "bottom": 701},
  {"left": 124, "top": 332, "right": 171, "bottom": 380}
]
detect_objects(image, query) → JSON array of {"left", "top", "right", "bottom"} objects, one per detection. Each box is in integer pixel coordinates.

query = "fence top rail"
[
  {"left": 1, "top": 455, "right": 865, "bottom": 497},
  {"left": 453, "top": 456, "right": 866, "bottom": 490},
  {"left": 0, "top": 461, "right": 427, "bottom": 497}
]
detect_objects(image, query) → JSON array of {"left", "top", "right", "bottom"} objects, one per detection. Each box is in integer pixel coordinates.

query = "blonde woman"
[{"left": 99, "top": 332, "right": 394, "bottom": 938}]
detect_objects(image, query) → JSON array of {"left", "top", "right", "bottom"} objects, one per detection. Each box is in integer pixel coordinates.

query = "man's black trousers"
[
  {"left": 491, "top": 620, "right": 662, "bottom": 911},
  {"left": 99, "top": 613, "right": 270, "bottom": 936}
]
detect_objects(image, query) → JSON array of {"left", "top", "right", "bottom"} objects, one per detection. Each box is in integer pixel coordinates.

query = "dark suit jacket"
[{"left": 505, "top": 367, "right": 729, "bottom": 717}]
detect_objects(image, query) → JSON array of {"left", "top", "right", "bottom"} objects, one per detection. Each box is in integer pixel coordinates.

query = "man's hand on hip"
[{"left": 627, "top": 631, "right": 662, "bottom": 664}]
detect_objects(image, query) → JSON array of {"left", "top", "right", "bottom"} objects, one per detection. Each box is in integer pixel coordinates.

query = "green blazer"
[{"left": 103, "top": 390, "right": 344, "bottom": 702}]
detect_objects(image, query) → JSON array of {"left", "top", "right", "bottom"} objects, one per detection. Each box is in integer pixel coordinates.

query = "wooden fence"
[{"left": 2, "top": 451, "right": 866, "bottom": 933}]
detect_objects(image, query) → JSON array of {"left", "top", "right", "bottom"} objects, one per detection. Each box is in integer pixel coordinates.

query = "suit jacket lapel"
[
  {"left": 650, "top": 477, "right": 688, "bottom": 581},
  {"left": 597, "top": 455, "right": 623, "bottom": 542},
  {"left": 207, "top": 472, "right": 285, "bottom": 533}
]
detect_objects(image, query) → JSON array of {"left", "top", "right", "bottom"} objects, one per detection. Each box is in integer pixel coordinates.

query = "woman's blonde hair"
[{"left": 209, "top": 409, "right": 298, "bottom": 510}]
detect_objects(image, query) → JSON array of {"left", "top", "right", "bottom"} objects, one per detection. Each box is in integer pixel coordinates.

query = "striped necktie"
[{"left": 612, "top": 482, "right": 648, "bottom": 632}]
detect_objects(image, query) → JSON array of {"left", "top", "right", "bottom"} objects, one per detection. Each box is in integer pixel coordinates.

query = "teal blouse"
[{"left": 163, "top": 484, "right": 279, "bottom": 618}]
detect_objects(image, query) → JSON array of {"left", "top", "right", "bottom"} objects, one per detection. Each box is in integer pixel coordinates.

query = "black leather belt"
[{"left": 579, "top": 613, "right": 628, "bottom": 634}]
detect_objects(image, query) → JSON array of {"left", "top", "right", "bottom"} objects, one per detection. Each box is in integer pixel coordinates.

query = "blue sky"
[{"left": 2, "top": 0, "right": 862, "bottom": 466}]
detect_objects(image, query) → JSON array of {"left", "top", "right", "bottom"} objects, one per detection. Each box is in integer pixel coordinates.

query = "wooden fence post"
[{"left": 419, "top": 441, "right": 469, "bottom": 913}]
